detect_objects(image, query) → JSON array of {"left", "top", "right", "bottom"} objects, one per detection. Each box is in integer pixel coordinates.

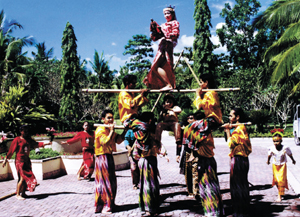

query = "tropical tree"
[
  {"left": 89, "top": 50, "right": 114, "bottom": 89},
  {"left": 59, "top": 22, "right": 81, "bottom": 127},
  {"left": 217, "top": 0, "right": 263, "bottom": 71},
  {"left": 252, "top": 0, "right": 300, "bottom": 105},
  {"left": 123, "top": 34, "right": 153, "bottom": 75},
  {"left": 31, "top": 42, "right": 54, "bottom": 62},
  {"left": 193, "top": 0, "right": 217, "bottom": 86},
  {"left": 0, "top": 10, "right": 34, "bottom": 94}
]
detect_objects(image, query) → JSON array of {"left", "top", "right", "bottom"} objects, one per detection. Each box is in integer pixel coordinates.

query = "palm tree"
[
  {"left": 32, "top": 42, "right": 54, "bottom": 62},
  {"left": 0, "top": 10, "right": 34, "bottom": 94},
  {"left": 89, "top": 50, "right": 114, "bottom": 89},
  {"left": 253, "top": 0, "right": 300, "bottom": 104}
]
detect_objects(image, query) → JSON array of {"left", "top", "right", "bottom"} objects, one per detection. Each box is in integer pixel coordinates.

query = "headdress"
[
  {"left": 163, "top": 5, "right": 175, "bottom": 13},
  {"left": 270, "top": 128, "right": 284, "bottom": 138}
]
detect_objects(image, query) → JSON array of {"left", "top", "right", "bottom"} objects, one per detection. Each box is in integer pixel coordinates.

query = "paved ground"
[{"left": 1, "top": 133, "right": 300, "bottom": 217}]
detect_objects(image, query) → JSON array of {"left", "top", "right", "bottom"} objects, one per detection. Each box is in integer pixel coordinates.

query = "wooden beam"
[
  {"left": 82, "top": 88, "right": 240, "bottom": 93},
  {"left": 94, "top": 124, "right": 124, "bottom": 129}
]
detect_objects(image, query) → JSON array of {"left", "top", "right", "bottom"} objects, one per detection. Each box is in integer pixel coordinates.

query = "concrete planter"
[
  {"left": 61, "top": 150, "right": 130, "bottom": 174},
  {"left": 35, "top": 137, "right": 82, "bottom": 154},
  {"left": 0, "top": 156, "right": 65, "bottom": 181},
  {"left": 0, "top": 150, "right": 129, "bottom": 181}
]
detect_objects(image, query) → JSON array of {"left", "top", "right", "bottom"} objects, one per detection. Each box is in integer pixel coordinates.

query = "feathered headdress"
[{"left": 270, "top": 128, "right": 284, "bottom": 137}]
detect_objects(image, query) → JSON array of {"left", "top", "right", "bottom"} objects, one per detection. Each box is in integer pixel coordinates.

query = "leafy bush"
[{"left": 0, "top": 148, "right": 60, "bottom": 160}]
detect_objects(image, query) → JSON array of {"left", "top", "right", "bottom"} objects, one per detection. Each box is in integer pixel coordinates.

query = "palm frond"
[
  {"left": 271, "top": 42, "right": 300, "bottom": 84},
  {"left": 253, "top": 0, "right": 300, "bottom": 29},
  {"left": 264, "top": 21, "right": 300, "bottom": 63}
]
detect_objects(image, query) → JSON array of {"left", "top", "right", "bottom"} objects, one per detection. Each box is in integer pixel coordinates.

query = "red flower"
[{"left": 270, "top": 128, "right": 284, "bottom": 134}]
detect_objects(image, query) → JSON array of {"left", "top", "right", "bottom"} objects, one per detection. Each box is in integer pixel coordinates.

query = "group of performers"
[{"left": 1, "top": 5, "right": 297, "bottom": 217}]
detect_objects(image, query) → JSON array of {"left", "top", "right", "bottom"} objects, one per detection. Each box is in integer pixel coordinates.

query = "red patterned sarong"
[
  {"left": 15, "top": 157, "right": 37, "bottom": 192},
  {"left": 143, "top": 39, "right": 175, "bottom": 89},
  {"left": 78, "top": 148, "right": 94, "bottom": 179}
]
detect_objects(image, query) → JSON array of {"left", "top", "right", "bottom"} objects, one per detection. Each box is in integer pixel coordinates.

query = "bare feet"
[
  {"left": 160, "top": 85, "right": 173, "bottom": 92},
  {"left": 133, "top": 185, "right": 139, "bottom": 190},
  {"left": 16, "top": 195, "right": 25, "bottom": 200},
  {"left": 275, "top": 195, "right": 282, "bottom": 202},
  {"left": 101, "top": 207, "right": 112, "bottom": 214}
]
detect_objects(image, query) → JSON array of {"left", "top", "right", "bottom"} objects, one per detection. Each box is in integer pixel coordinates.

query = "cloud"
[
  {"left": 85, "top": 57, "right": 91, "bottom": 62},
  {"left": 106, "top": 54, "right": 131, "bottom": 71},
  {"left": 174, "top": 35, "right": 195, "bottom": 53},
  {"left": 210, "top": 1, "right": 234, "bottom": 11},
  {"left": 216, "top": 22, "right": 226, "bottom": 29},
  {"left": 210, "top": 34, "right": 227, "bottom": 53},
  {"left": 112, "top": 42, "right": 116, "bottom": 46}
]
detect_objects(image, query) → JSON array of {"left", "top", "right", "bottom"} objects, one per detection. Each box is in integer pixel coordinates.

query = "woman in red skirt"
[
  {"left": 2, "top": 125, "right": 52, "bottom": 200},
  {"left": 61, "top": 121, "right": 95, "bottom": 180}
]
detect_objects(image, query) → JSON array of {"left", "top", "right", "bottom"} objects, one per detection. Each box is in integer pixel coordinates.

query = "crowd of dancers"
[{"left": 1, "top": 5, "right": 297, "bottom": 217}]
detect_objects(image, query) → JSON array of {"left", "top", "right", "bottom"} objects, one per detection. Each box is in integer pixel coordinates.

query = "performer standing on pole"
[
  {"left": 143, "top": 5, "right": 180, "bottom": 91},
  {"left": 118, "top": 74, "right": 149, "bottom": 190}
]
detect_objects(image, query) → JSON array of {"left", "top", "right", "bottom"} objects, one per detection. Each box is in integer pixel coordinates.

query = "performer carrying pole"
[
  {"left": 118, "top": 74, "right": 149, "bottom": 190},
  {"left": 182, "top": 73, "right": 224, "bottom": 216}
]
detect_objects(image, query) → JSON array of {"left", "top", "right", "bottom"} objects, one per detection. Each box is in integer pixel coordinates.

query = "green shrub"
[{"left": 0, "top": 148, "right": 60, "bottom": 160}]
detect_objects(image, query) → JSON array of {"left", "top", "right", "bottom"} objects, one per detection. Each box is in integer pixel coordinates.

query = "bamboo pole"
[
  {"left": 184, "top": 57, "right": 201, "bottom": 86},
  {"left": 94, "top": 122, "right": 252, "bottom": 130},
  {"left": 220, "top": 122, "right": 252, "bottom": 128},
  {"left": 151, "top": 49, "right": 185, "bottom": 112},
  {"left": 82, "top": 88, "right": 240, "bottom": 93},
  {"left": 94, "top": 124, "right": 124, "bottom": 129},
  {"left": 0, "top": 192, "right": 16, "bottom": 201}
]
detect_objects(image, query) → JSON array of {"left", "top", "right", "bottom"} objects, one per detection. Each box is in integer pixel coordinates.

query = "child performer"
[
  {"left": 267, "top": 129, "right": 296, "bottom": 202},
  {"left": 143, "top": 5, "right": 180, "bottom": 91},
  {"left": 183, "top": 73, "right": 223, "bottom": 162},
  {"left": 155, "top": 93, "right": 182, "bottom": 160}
]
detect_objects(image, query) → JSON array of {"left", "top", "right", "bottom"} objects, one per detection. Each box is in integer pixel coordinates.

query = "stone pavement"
[{"left": 1, "top": 133, "right": 300, "bottom": 217}]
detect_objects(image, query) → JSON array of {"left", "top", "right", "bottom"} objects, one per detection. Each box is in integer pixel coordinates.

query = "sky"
[{"left": 1, "top": 0, "right": 273, "bottom": 72}]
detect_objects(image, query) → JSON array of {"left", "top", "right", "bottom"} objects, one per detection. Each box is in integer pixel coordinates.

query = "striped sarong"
[
  {"left": 94, "top": 154, "right": 117, "bottom": 213},
  {"left": 198, "top": 156, "right": 224, "bottom": 217},
  {"left": 230, "top": 156, "right": 250, "bottom": 216},
  {"left": 272, "top": 163, "right": 288, "bottom": 196},
  {"left": 124, "top": 118, "right": 151, "bottom": 151},
  {"left": 139, "top": 156, "right": 160, "bottom": 214},
  {"left": 183, "top": 117, "right": 217, "bottom": 150}
]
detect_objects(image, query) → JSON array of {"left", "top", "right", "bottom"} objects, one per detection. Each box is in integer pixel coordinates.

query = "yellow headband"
[{"left": 272, "top": 132, "right": 283, "bottom": 138}]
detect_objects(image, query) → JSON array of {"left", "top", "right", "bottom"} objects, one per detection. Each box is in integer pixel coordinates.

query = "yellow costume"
[
  {"left": 118, "top": 91, "right": 149, "bottom": 123},
  {"left": 94, "top": 126, "right": 123, "bottom": 156},
  {"left": 197, "top": 134, "right": 215, "bottom": 158},
  {"left": 193, "top": 90, "right": 223, "bottom": 124},
  {"left": 228, "top": 125, "right": 252, "bottom": 158}
]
